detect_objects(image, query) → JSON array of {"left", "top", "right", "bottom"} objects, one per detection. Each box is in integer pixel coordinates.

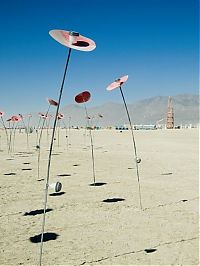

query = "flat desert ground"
[{"left": 0, "top": 128, "right": 199, "bottom": 265}]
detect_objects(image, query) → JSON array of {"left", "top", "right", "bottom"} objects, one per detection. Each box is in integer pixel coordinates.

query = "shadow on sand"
[
  {"left": 24, "top": 208, "right": 53, "bottom": 216},
  {"left": 89, "top": 182, "right": 107, "bottom": 187},
  {"left": 103, "top": 198, "right": 125, "bottom": 203},
  {"left": 4, "top": 172, "right": 16, "bottom": 176},
  {"left": 57, "top": 174, "right": 71, "bottom": 177},
  {"left": 144, "top": 248, "right": 157, "bottom": 253},
  {"left": 30, "top": 232, "right": 59, "bottom": 243},
  {"left": 49, "top": 192, "right": 65, "bottom": 196}
]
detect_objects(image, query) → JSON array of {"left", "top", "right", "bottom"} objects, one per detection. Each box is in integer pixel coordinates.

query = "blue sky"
[{"left": 0, "top": 0, "right": 198, "bottom": 115}]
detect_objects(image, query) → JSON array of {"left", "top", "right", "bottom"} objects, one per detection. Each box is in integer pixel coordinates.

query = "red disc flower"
[
  {"left": 75, "top": 91, "right": 91, "bottom": 103},
  {"left": 47, "top": 98, "right": 58, "bottom": 106}
]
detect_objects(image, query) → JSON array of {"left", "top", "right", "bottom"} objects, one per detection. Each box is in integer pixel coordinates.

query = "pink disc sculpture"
[
  {"left": 11, "top": 115, "right": 22, "bottom": 122},
  {"left": 107, "top": 75, "right": 128, "bottom": 91},
  {"left": 57, "top": 113, "right": 64, "bottom": 120},
  {"left": 49, "top": 30, "right": 96, "bottom": 52},
  {"left": 106, "top": 75, "right": 142, "bottom": 210},
  {"left": 39, "top": 29, "right": 96, "bottom": 266}
]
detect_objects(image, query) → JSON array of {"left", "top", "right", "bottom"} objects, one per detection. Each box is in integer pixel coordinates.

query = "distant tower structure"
[{"left": 166, "top": 96, "right": 174, "bottom": 129}]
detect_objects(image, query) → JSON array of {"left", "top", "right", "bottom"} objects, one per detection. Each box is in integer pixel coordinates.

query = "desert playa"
[{"left": 0, "top": 128, "right": 199, "bottom": 265}]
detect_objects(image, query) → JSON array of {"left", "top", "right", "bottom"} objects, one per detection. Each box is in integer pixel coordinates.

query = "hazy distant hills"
[
  {"left": 59, "top": 94, "right": 199, "bottom": 127},
  {"left": 17, "top": 94, "right": 198, "bottom": 128}
]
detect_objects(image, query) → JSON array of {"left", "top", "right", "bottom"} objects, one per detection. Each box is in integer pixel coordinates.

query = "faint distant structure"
[
  {"left": 156, "top": 118, "right": 165, "bottom": 129},
  {"left": 166, "top": 96, "right": 174, "bottom": 129}
]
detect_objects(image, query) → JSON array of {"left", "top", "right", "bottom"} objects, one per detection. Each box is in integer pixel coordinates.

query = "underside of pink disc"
[
  {"left": 57, "top": 113, "right": 64, "bottom": 120},
  {"left": 11, "top": 115, "right": 22, "bottom": 122},
  {"left": 107, "top": 75, "right": 128, "bottom": 91},
  {"left": 49, "top": 30, "right": 96, "bottom": 52}
]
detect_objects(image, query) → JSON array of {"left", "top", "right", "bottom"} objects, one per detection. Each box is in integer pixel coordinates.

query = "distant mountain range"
[
  {"left": 59, "top": 94, "right": 199, "bottom": 127},
  {"left": 11, "top": 94, "right": 198, "bottom": 128}
]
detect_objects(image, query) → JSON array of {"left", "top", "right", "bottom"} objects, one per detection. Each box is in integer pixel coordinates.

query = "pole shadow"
[
  {"left": 161, "top": 172, "right": 173, "bottom": 175},
  {"left": 29, "top": 232, "right": 59, "bottom": 243},
  {"left": 4, "top": 172, "right": 16, "bottom": 176},
  {"left": 57, "top": 174, "right": 71, "bottom": 177},
  {"left": 144, "top": 248, "right": 157, "bottom": 253},
  {"left": 24, "top": 208, "right": 53, "bottom": 216},
  {"left": 89, "top": 182, "right": 107, "bottom": 187},
  {"left": 102, "top": 198, "right": 125, "bottom": 203},
  {"left": 49, "top": 192, "right": 65, "bottom": 196}
]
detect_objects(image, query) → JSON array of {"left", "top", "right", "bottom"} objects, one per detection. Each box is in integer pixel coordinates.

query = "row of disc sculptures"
[{"left": 4, "top": 29, "right": 143, "bottom": 265}]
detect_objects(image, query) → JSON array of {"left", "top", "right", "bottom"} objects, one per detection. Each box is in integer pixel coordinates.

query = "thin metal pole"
[
  {"left": 68, "top": 117, "right": 71, "bottom": 147},
  {"left": 36, "top": 116, "right": 42, "bottom": 146},
  {"left": 119, "top": 86, "right": 142, "bottom": 210},
  {"left": 38, "top": 105, "right": 51, "bottom": 147},
  {"left": 37, "top": 104, "right": 51, "bottom": 180},
  {"left": 84, "top": 103, "right": 96, "bottom": 185},
  {"left": 8, "top": 121, "right": 12, "bottom": 154},
  {"left": 27, "top": 115, "right": 31, "bottom": 136},
  {"left": 0, "top": 117, "right": 9, "bottom": 153},
  {"left": 39, "top": 48, "right": 72, "bottom": 266},
  {"left": 20, "top": 116, "right": 29, "bottom": 150},
  {"left": 9, "top": 122, "right": 15, "bottom": 154},
  {"left": 11, "top": 122, "right": 18, "bottom": 154},
  {"left": 61, "top": 119, "right": 68, "bottom": 149},
  {"left": 57, "top": 120, "right": 60, "bottom": 147}
]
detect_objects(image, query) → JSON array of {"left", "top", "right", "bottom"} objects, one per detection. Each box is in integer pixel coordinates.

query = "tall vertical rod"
[
  {"left": 0, "top": 117, "right": 9, "bottom": 153},
  {"left": 37, "top": 104, "right": 51, "bottom": 180},
  {"left": 119, "top": 86, "right": 142, "bottom": 210},
  {"left": 84, "top": 103, "right": 96, "bottom": 185},
  {"left": 36, "top": 117, "right": 42, "bottom": 146},
  {"left": 39, "top": 48, "right": 72, "bottom": 266}
]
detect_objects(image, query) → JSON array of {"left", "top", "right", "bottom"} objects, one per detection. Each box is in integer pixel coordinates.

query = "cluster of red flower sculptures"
[{"left": 0, "top": 28, "right": 142, "bottom": 266}]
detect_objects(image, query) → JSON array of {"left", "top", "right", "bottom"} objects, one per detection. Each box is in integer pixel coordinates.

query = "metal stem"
[
  {"left": 12, "top": 124, "right": 18, "bottom": 153},
  {"left": 8, "top": 121, "right": 12, "bottom": 154},
  {"left": 27, "top": 116, "right": 31, "bottom": 135},
  {"left": 21, "top": 117, "right": 29, "bottom": 150},
  {"left": 0, "top": 117, "right": 9, "bottom": 153},
  {"left": 36, "top": 117, "right": 42, "bottom": 146},
  {"left": 119, "top": 86, "right": 142, "bottom": 210},
  {"left": 37, "top": 104, "right": 51, "bottom": 180},
  {"left": 39, "top": 48, "right": 72, "bottom": 266},
  {"left": 84, "top": 103, "right": 96, "bottom": 185}
]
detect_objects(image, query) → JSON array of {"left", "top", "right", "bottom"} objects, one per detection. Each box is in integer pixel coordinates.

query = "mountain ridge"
[{"left": 59, "top": 94, "right": 199, "bottom": 126}]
